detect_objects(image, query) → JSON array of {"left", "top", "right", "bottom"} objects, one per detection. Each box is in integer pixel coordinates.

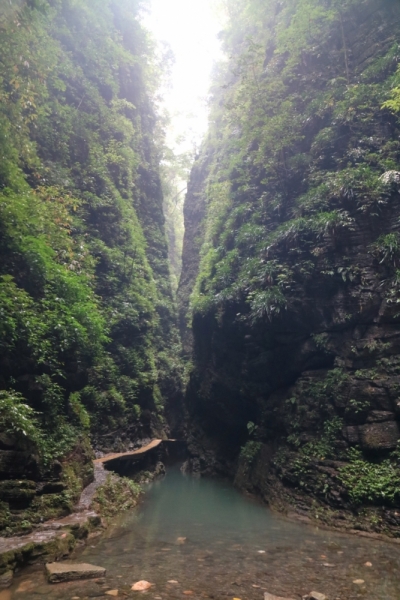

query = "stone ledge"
[{"left": 0, "top": 510, "right": 100, "bottom": 589}]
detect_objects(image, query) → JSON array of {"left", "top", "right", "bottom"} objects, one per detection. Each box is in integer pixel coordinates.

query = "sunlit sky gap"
[{"left": 143, "top": 0, "right": 223, "bottom": 154}]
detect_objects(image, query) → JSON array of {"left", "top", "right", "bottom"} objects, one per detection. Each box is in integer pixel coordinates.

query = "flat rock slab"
[
  {"left": 264, "top": 593, "right": 296, "bottom": 600},
  {"left": 46, "top": 562, "right": 106, "bottom": 583}
]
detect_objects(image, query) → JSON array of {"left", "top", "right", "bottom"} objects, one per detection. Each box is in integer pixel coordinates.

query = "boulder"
[
  {"left": 46, "top": 562, "right": 105, "bottom": 583},
  {"left": 359, "top": 421, "right": 399, "bottom": 450}
]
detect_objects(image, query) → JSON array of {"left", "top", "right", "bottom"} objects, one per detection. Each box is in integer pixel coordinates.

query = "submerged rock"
[
  {"left": 46, "top": 562, "right": 106, "bottom": 583},
  {"left": 264, "top": 593, "right": 296, "bottom": 600}
]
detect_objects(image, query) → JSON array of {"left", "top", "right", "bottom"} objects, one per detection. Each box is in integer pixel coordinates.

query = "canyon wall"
[{"left": 180, "top": 0, "right": 400, "bottom": 534}]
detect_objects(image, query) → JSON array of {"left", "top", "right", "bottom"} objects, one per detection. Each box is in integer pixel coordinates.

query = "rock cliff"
[{"left": 179, "top": 0, "right": 400, "bottom": 534}]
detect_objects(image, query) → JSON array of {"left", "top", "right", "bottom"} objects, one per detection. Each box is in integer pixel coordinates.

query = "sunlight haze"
[{"left": 144, "top": 0, "right": 223, "bottom": 152}]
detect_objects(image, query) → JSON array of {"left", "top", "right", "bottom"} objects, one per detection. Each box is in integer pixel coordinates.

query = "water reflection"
[{"left": 8, "top": 467, "right": 400, "bottom": 599}]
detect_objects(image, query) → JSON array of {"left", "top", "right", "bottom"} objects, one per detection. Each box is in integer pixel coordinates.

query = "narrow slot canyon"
[{"left": 2, "top": 1, "right": 400, "bottom": 599}]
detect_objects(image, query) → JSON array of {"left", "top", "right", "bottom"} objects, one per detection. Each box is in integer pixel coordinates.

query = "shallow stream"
[{"left": 6, "top": 467, "right": 400, "bottom": 599}]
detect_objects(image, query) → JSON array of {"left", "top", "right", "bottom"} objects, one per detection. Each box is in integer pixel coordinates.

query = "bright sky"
[{"left": 143, "top": 0, "right": 223, "bottom": 154}]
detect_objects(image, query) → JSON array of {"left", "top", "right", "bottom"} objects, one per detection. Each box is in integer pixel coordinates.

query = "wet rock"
[
  {"left": 264, "top": 593, "right": 296, "bottom": 600},
  {"left": 359, "top": 421, "right": 399, "bottom": 450},
  {"left": 0, "top": 571, "right": 12, "bottom": 589},
  {"left": 46, "top": 562, "right": 106, "bottom": 583}
]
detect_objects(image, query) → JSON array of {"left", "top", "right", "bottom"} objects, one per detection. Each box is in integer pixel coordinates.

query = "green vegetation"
[
  {"left": 0, "top": 0, "right": 182, "bottom": 471},
  {"left": 189, "top": 0, "right": 400, "bottom": 323},
  {"left": 92, "top": 474, "right": 142, "bottom": 518},
  {"left": 339, "top": 448, "right": 400, "bottom": 505},
  {"left": 240, "top": 440, "right": 262, "bottom": 464}
]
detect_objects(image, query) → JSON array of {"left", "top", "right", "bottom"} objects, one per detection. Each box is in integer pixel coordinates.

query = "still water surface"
[{"left": 8, "top": 467, "right": 400, "bottom": 599}]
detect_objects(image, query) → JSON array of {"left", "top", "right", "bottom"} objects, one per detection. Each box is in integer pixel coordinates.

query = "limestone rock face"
[
  {"left": 0, "top": 481, "right": 36, "bottom": 509},
  {"left": 46, "top": 562, "right": 106, "bottom": 583},
  {"left": 359, "top": 421, "right": 400, "bottom": 450}
]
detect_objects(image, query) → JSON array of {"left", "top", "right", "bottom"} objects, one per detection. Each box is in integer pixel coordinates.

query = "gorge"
[{"left": 2, "top": 0, "right": 400, "bottom": 597}]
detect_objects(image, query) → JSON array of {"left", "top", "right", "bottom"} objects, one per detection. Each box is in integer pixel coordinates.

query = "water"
[{"left": 7, "top": 467, "right": 400, "bottom": 599}]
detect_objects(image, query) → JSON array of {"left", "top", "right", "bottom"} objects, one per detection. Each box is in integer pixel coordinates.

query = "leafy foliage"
[
  {"left": 339, "top": 448, "right": 400, "bottom": 505},
  {"left": 190, "top": 0, "right": 400, "bottom": 324},
  {"left": 0, "top": 0, "right": 182, "bottom": 463}
]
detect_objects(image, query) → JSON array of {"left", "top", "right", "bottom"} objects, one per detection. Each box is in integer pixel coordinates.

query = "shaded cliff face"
[
  {"left": 180, "top": 0, "right": 400, "bottom": 533},
  {"left": 178, "top": 155, "right": 210, "bottom": 356}
]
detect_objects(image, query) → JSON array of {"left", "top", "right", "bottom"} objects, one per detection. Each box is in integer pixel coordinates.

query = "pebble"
[
  {"left": 168, "top": 580, "right": 179, "bottom": 584},
  {"left": 258, "top": 550, "right": 266, "bottom": 554},
  {"left": 322, "top": 563, "right": 335, "bottom": 567},
  {"left": 353, "top": 579, "right": 365, "bottom": 585},
  {"left": 364, "top": 561, "right": 372, "bottom": 567},
  {"left": 183, "top": 591, "right": 194, "bottom": 595},
  {"left": 132, "top": 581, "right": 152, "bottom": 591},
  {"left": 105, "top": 591, "right": 119, "bottom": 597}
]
